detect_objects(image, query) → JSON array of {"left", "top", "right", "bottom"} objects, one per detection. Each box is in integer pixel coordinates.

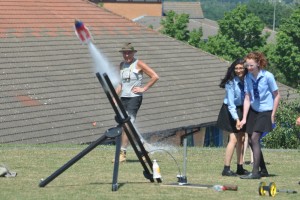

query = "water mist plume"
[{"left": 88, "top": 42, "right": 120, "bottom": 87}]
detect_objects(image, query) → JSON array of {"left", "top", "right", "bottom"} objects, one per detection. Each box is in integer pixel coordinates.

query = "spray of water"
[
  {"left": 145, "top": 141, "right": 178, "bottom": 154},
  {"left": 88, "top": 42, "right": 120, "bottom": 87},
  {"left": 133, "top": 124, "right": 178, "bottom": 154}
]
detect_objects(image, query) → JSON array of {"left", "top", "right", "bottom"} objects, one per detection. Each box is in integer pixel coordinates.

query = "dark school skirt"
[
  {"left": 216, "top": 103, "right": 246, "bottom": 133},
  {"left": 246, "top": 108, "right": 273, "bottom": 134}
]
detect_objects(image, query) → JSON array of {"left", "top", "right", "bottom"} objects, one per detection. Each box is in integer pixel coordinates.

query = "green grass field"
[{"left": 0, "top": 144, "right": 299, "bottom": 200}]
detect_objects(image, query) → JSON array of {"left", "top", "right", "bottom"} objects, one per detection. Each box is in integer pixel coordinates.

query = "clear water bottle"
[{"left": 152, "top": 160, "right": 162, "bottom": 179}]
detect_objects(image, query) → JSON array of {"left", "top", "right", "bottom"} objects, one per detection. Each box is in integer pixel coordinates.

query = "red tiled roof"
[{"left": 0, "top": 0, "right": 143, "bottom": 38}]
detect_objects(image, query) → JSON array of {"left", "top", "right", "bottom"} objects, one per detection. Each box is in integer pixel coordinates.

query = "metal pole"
[
  {"left": 273, "top": 0, "right": 276, "bottom": 31},
  {"left": 183, "top": 137, "right": 187, "bottom": 178},
  {"left": 112, "top": 134, "right": 121, "bottom": 191},
  {"left": 177, "top": 137, "right": 188, "bottom": 185}
]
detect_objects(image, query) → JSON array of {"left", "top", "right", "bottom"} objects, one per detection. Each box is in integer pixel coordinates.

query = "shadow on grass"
[
  {"left": 89, "top": 181, "right": 153, "bottom": 189},
  {"left": 90, "top": 182, "right": 126, "bottom": 189},
  {"left": 244, "top": 161, "right": 271, "bottom": 165},
  {"left": 265, "top": 174, "right": 277, "bottom": 177},
  {"left": 124, "top": 159, "right": 142, "bottom": 163},
  {"left": 42, "top": 182, "right": 149, "bottom": 189}
]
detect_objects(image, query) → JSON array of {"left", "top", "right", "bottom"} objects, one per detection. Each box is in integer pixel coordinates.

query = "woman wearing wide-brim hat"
[{"left": 112, "top": 43, "right": 159, "bottom": 163}]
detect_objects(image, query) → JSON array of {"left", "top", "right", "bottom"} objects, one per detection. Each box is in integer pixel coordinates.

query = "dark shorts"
[
  {"left": 216, "top": 103, "right": 246, "bottom": 133},
  {"left": 246, "top": 108, "right": 273, "bottom": 134},
  {"left": 121, "top": 96, "right": 143, "bottom": 122}
]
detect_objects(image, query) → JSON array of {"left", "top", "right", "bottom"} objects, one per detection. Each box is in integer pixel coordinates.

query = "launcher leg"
[
  {"left": 112, "top": 134, "right": 122, "bottom": 191},
  {"left": 39, "top": 134, "right": 108, "bottom": 187}
]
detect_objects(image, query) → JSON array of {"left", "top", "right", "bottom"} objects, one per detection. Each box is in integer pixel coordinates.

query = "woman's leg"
[
  {"left": 243, "top": 133, "right": 254, "bottom": 164},
  {"left": 236, "top": 132, "right": 249, "bottom": 175},
  {"left": 222, "top": 132, "right": 237, "bottom": 176},
  {"left": 250, "top": 145, "right": 254, "bottom": 165},
  {"left": 240, "top": 132, "right": 265, "bottom": 179},
  {"left": 250, "top": 131, "right": 262, "bottom": 175},
  {"left": 236, "top": 132, "right": 245, "bottom": 165},
  {"left": 242, "top": 133, "right": 248, "bottom": 164}
]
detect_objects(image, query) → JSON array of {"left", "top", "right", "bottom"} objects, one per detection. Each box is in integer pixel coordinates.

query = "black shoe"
[
  {"left": 240, "top": 173, "right": 261, "bottom": 179},
  {"left": 260, "top": 169, "right": 269, "bottom": 177},
  {"left": 236, "top": 169, "right": 250, "bottom": 175},
  {"left": 222, "top": 170, "right": 237, "bottom": 177}
]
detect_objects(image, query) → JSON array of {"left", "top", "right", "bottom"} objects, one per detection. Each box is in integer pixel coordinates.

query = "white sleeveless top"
[{"left": 120, "top": 59, "right": 143, "bottom": 97}]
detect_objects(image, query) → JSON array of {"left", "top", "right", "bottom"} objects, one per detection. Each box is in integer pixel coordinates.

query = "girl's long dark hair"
[{"left": 219, "top": 58, "right": 245, "bottom": 88}]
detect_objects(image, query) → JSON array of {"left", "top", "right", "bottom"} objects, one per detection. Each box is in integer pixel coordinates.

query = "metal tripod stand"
[{"left": 39, "top": 73, "right": 161, "bottom": 191}]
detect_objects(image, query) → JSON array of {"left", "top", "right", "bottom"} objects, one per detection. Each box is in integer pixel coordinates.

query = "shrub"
[{"left": 262, "top": 99, "right": 300, "bottom": 149}]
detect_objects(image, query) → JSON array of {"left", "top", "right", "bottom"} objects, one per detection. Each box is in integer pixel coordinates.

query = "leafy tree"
[
  {"left": 201, "top": 5, "right": 269, "bottom": 61},
  {"left": 148, "top": 25, "right": 154, "bottom": 30},
  {"left": 160, "top": 11, "right": 190, "bottom": 42},
  {"left": 200, "top": 34, "right": 246, "bottom": 61},
  {"left": 247, "top": 0, "right": 273, "bottom": 28},
  {"left": 200, "top": 0, "right": 295, "bottom": 30},
  {"left": 200, "top": 0, "right": 244, "bottom": 21},
  {"left": 246, "top": 0, "right": 293, "bottom": 30},
  {"left": 188, "top": 28, "right": 203, "bottom": 48},
  {"left": 218, "top": 5, "right": 268, "bottom": 50},
  {"left": 260, "top": 42, "right": 283, "bottom": 79},
  {"left": 160, "top": 10, "right": 177, "bottom": 37},
  {"left": 268, "top": 8, "right": 300, "bottom": 88}
]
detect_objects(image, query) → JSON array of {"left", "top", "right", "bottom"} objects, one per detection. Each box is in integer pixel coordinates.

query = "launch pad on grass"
[{"left": 162, "top": 136, "right": 238, "bottom": 191}]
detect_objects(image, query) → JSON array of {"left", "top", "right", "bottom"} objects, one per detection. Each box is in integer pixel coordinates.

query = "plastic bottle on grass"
[
  {"left": 152, "top": 160, "right": 162, "bottom": 179},
  {"left": 213, "top": 185, "right": 225, "bottom": 192}
]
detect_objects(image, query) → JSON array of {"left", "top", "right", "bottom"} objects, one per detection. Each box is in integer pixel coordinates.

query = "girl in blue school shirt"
[
  {"left": 217, "top": 58, "right": 249, "bottom": 177},
  {"left": 239, "top": 52, "right": 280, "bottom": 179}
]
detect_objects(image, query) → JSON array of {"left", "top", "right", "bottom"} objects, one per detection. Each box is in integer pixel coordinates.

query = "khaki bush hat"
[{"left": 119, "top": 43, "right": 137, "bottom": 52}]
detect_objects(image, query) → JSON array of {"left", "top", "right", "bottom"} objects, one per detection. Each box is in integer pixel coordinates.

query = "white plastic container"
[{"left": 152, "top": 160, "right": 162, "bottom": 179}]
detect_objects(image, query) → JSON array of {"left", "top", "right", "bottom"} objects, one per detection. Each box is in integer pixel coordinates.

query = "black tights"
[{"left": 248, "top": 132, "right": 267, "bottom": 174}]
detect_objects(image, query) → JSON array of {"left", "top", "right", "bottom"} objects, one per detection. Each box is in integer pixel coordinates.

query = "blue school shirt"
[
  {"left": 244, "top": 70, "right": 278, "bottom": 112},
  {"left": 223, "top": 76, "right": 244, "bottom": 120}
]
